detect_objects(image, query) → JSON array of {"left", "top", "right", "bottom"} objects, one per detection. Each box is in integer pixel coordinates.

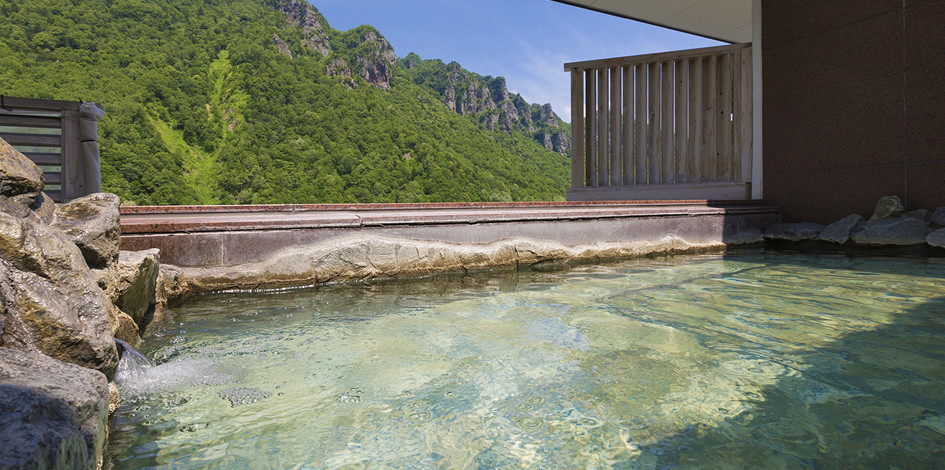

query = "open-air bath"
[{"left": 104, "top": 251, "right": 945, "bottom": 468}]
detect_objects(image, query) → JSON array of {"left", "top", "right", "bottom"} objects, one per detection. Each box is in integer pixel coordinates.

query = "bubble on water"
[
  {"left": 525, "top": 396, "right": 545, "bottom": 405},
  {"left": 514, "top": 416, "right": 543, "bottom": 430},
  {"left": 578, "top": 417, "right": 601, "bottom": 427},
  {"left": 336, "top": 389, "right": 362, "bottom": 404},
  {"left": 179, "top": 423, "right": 202, "bottom": 432},
  {"left": 407, "top": 411, "right": 433, "bottom": 423},
  {"left": 218, "top": 387, "right": 272, "bottom": 407}
]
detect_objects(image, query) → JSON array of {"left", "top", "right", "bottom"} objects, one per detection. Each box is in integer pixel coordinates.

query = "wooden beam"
[
  {"left": 585, "top": 71, "right": 597, "bottom": 187},
  {"left": 0, "top": 96, "right": 81, "bottom": 112},
  {"left": 564, "top": 43, "right": 751, "bottom": 71}
]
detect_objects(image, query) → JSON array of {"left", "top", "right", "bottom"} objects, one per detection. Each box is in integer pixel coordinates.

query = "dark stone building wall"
[{"left": 762, "top": 0, "right": 944, "bottom": 223}]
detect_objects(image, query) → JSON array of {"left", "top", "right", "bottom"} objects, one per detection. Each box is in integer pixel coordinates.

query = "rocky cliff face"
[
  {"left": 274, "top": 0, "right": 396, "bottom": 90},
  {"left": 400, "top": 53, "right": 571, "bottom": 156},
  {"left": 275, "top": 0, "right": 331, "bottom": 57}
]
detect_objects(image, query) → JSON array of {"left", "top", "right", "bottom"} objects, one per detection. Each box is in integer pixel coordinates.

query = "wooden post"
[
  {"left": 622, "top": 65, "right": 634, "bottom": 185},
  {"left": 634, "top": 64, "right": 646, "bottom": 185},
  {"left": 60, "top": 109, "right": 82, "bottom": 201},
  {"left": 689, "top": 56, "right": 704, "bottom": 183},
  {"left": 718, "top": 51, "right": 733, "bottom": 182},
  {"left": 674, "top": 58, "right": 689, "bottom": 183},
  {"left": 570, "top": 69, "right": 585, "bottom": 190},
  {"left": 585, "top": 70, "right": 597, "bottom": 187},
  {"left": 610, "top": 67, "right": 621, "bottom": 186},
  {"left": 661, "top": 61, "right": 674, "bottom": 184},
  {"left": 702, "top": 54, "right": 718, "bottom": 182},
  {"left": 597, "top": 68, "right": 609, "bottom": 187}
]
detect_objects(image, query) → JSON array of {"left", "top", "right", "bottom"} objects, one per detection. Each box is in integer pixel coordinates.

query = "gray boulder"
[
  {"left": 852, "top": 217, "right": 930, "bottom": 245},
  {"left": 931, "top": 207, "right": 945, "bottom": 227},
  {"left": 903, "top": 209, "right": 931, "bottom": 221},
  {"left": 818, "top": 214, "right": 865, "bottom": 244},
  {"left": 0, "top": 347, "right": 110, "bottom": 470},
  {"left": 95, "top": 249, "right": 160, "bottom": 331},
  {"left": 0, "top": 137, "right": 44, "bottom": 198},
  {"left": 52, "top": 193, "right": 121, "bottom": 269},
  {"left": 927, "top": 228, "right": 945, "bottom": 248},
  {"left": 868, "top": 195, "right": 904, "bottom": 222},
  {"left": 764, "top": 222, "right": 827, "bottom": 242},
  {"left": 0, "top": 213, "right": 119, "bottom": 373}
]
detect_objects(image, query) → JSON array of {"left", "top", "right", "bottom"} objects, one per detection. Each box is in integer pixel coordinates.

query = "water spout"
[{"left": 114, "top": 338, "right": 154, "bottom": 388}]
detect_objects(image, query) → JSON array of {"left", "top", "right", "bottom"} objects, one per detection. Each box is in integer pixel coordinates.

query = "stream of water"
[{"left": 107, "top": 251, "right": 945, "bottom": 469}]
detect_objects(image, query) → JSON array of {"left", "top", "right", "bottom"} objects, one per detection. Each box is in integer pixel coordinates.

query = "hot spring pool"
[{"left": 106, "top": 251, "right": 945, "bottom": 469}]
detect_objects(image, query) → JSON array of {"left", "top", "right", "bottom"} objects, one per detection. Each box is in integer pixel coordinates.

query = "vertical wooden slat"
[
  {"left": 648, "top": 62, "right": 660, "bottom": 184},
  {"left": 674, "top": 59, "right": 689, "bottom": 183},
  {"left": 597, "top": 68, "right": 609, "bottom": 187},
  {"left": 661, "top": 61, "right": 674, "bottom": 184},
  {"left": 610, "top": 67, "right": 621, "bottom": 186},
  {"left": 688, "top": 56, "right": 703, "bottom": 183},
  {"left": 738, "top": 47, "right": 753, "bottom": 184},
  {"left": 60, "top": 110, "right": 81, "bottom": 201},
  {"left": 702, "top": 54, "right": 718, "bottom": 182},
  {"left": 622, "top": 65, "right": 634, "bottom": 185},
  {"left": 585, "top": 70, "right": 597, "bottom": 187},
  {"left": 635, "top": 64, "right": 647, "bottom": 185},
  {"left": 570, "top": 69, "right": 585, "bottom": 190},
  {"left": 718, "top": 51, "right": 733, "bottom": 182}
]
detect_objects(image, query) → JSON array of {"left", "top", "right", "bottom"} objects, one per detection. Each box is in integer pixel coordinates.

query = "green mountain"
[{"left": 0, "top": 0, "right": 571, "bottom": 205}]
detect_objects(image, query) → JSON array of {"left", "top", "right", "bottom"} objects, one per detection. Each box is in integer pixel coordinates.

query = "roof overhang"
[{"left": 551, "top": 0, "right": 752, "bottom": 44}]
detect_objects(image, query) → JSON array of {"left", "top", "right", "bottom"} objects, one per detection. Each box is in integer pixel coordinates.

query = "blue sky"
[{"left": 311, "top": 0, "right": 722, "bottom": 122}]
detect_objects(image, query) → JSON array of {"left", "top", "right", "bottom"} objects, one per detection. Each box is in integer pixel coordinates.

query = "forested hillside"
[{"left": 0, "top": 0, "right": 571, "bottom": 205}]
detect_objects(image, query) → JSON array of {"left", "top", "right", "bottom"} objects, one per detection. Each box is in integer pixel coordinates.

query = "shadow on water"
[{"left": 633, "top": 254, "right": 945, "bottom": 469}]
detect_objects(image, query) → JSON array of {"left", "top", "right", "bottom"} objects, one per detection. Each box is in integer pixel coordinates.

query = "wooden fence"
[
  {"left": 565, "top": 43, "right": 752, "bottom": 201},
  {"left": 0, "top": 96, "right": 105, "bottom": 202}
]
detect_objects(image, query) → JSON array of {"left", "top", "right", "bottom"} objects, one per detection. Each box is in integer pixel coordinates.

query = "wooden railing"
[
  {"left": 0, "top": 96, "right": 105, "bottom": 202},
  {"left": 565, "top": 43, "right": 752, "bottom": 201}
]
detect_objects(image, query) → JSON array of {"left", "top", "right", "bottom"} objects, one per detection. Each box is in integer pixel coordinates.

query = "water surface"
[{"left": 107, "top": 252, "right": 945, "bottom": 469}]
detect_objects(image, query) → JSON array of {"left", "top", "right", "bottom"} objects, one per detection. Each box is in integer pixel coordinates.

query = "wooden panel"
[
  {"left": 661, "top": 61, "right": 674, "bottom": 184},
  {"left": 24, "top": 152, "right": 61, "bottom": 166},
  {"left": 44, "top": 189, "right": 62, "bottom": 202},
  {"left": 585, "top": 71, "right": 597, "bottom": 187},
  {"left": 609, "top": 67, "right": 622, "bottom": 186},
  {"left": 0, "top": 132, "right": 62, "bottom": 147},
  {"left": 622, "top": 65, "right": 634, "bottom": 185},
  {"left": 718, "top": 52, "right": 733, "bottom": 182},
  {"left": 570, "top": 70, "right": 585, "bottom": 190},
  {"left": 674, "top": 59, "right": 689, "bottom": 184},
  {"left": 564, "top": 43, "right": 752, "bottom": 71},
  {"left": 689, "top": 57, "right": 704, "bottom": 182},
  {"left": 702, "top": 55, "right": 718, "bottom": 182},
  {"left": 0, "top": 114, "right": 61, "bottom": 128},
  {"left": 45, "top": 172, "right": 62, "bottom": 185},
  {"left": 597, "top": 68, "right": 609, "bottom": 187},
  {"left": 635, "top": 64, "right": 646, "bottom": 185},
  {"left": 738, "top": 47, "right": 753, "bottom": 183}
]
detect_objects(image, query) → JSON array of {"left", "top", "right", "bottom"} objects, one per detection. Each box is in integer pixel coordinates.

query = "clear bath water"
[{"left": 106, "top": 251, "right": 945, "bottom": 469}]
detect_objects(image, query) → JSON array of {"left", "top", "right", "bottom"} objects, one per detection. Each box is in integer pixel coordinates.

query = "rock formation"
[
  {"left": 400, "top": 53, "right": 571, "bottom": 156},
  {"left": 0, "top": 137, "right": 162, "bottom": 468},
  {"left": 275, "top": 0, "right": 331, "bottom": 57}
]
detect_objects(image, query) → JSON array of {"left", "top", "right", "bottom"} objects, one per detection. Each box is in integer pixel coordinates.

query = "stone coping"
[
  {"left": 120, "top": 201, "right": 777, "bottom": 234},
  {"left": 119, "top": 199, "right": 748, "bottom": 215}
]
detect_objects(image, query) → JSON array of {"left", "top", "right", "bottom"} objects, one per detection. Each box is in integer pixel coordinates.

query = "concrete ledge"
[{"left": 121, "top": 202, "right": 780, "bottom": 268}]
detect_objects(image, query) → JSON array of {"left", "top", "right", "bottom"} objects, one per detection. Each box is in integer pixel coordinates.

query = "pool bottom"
[{"left": 107, "top": 252, "right": 945, "bottom": 469}]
